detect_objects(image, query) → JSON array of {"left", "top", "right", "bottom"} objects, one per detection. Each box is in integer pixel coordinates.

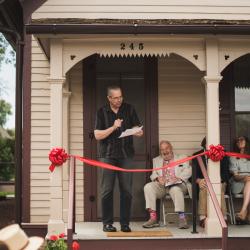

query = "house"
[{"left": 1, "top": 1, "right": 250, "bottom": 249}]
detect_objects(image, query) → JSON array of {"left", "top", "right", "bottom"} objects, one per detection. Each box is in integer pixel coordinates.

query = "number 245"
[{"left": 120, "top": 43, "right": 144, "bottom": 50}]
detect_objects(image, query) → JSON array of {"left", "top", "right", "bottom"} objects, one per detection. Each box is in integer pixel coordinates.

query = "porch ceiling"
[{"left": 0, "top": 0, "right": 23, "bottom": 47}]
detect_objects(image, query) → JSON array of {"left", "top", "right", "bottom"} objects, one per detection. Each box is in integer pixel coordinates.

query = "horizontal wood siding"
[
  {"left": 30, "top": 37, "right": 50, "bottom": 223},
  {"left": 68, "top": 62, "right": 84, "bottom": 222},
  {"left": 33, "top": 0, "right": 250, "bottom": 19},
  {"left": 30, "top": 43, "right": 84, "bottom": 223},
  {"left": 158, "top": 55, "right": 205, "bottom": 156}
]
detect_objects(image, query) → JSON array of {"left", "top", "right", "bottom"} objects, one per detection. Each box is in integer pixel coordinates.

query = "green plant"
[
  {"left": 0, "top": 136, "right": 15, "bottom": 181},
  {"left": 45, "top": 233, "right": 67, "bottom": 250}
]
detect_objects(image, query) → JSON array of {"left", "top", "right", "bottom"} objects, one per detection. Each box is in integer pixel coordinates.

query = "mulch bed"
[{"left": 0, "top": 198, "right": 15, "bottom": 229}]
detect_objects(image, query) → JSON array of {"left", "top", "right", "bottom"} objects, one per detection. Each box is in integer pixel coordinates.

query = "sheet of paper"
[
  {"left": 164, "top": 167, "right": 182, "bottom": 187},
  {"left": 118, "top": 126, "right": 143, "bottom": 138}
]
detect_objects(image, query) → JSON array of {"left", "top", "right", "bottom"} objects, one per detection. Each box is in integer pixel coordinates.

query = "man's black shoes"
[
  {"left": 103, "top": 224, "right": 131, "bottom": 232},
  {"left": 103, "top": 224, "right": 117, "bottom": 232},
  {"left": 121, "top": 224, "right": 131, "bottom": 232}
]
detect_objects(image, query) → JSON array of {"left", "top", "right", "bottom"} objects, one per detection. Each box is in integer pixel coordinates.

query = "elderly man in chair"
[{"left": 143, "top": 140, "right": 192, "bottom": 229}]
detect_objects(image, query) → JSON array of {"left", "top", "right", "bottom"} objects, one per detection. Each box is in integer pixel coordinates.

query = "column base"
[
  {"left": 205, "top": 217, "right": 222, "bottom": 237},
  {"left": 48, "top": 219, "right": 65, "bottom": 236}
]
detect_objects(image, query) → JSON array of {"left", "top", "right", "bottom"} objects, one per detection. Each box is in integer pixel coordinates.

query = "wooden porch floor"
[{"left": 74, "top": 221, "right": 250, "bottom": 240}]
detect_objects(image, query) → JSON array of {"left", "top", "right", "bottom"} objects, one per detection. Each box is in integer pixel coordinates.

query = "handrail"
[
  {"left": 67, "top": 157, "right": 76, "bottom": 250},
  {"left": 197, "top": 156, "right": 228, "bottom": 250}
]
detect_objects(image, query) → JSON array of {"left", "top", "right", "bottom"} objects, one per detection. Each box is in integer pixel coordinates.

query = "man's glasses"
[{"left": 109, "top": 96, "right": 123, "bottom": 101}]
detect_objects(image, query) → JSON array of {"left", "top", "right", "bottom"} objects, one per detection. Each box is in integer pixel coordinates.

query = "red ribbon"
[{"left": 48, "top": 144, "right": 250, "bottom": 173}]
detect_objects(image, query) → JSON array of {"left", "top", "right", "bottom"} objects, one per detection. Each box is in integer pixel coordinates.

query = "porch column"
[
  {"left": 62, "top": 85, "right": 71, "bottom": 222},
  {"left": 204, "top": 38, "right": 222, "bottom": 236},
  {"left": 48, "top": 39, "right": 65, "bottom": 235}
]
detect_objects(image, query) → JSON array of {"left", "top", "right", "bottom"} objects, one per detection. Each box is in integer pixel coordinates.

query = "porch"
[
  {"left": 26, "top": 33, "right": 250, "bottom": 244},
  {"left": 72, "top": 222, "right": 250, "bottom": 250}
]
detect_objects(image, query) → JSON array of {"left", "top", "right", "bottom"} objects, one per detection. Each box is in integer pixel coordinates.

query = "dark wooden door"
[
  {"left": 219, "top": 65, "right": 234, "bottom": 151},
  {"left": 83, "top": 55, "right": 158, "bottom": 221}
]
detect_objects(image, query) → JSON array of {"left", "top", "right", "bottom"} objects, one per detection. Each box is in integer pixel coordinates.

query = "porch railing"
[
  {"left": 67, "top": 157, "right": 76, "bottom": 250},
  {"left": 193, "top": 156, "right": 228, "bottom": 250}
]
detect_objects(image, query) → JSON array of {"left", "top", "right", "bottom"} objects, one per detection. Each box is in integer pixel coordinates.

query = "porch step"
[{"left": 73, "top": 238, "right": 248, "bottom": 250}]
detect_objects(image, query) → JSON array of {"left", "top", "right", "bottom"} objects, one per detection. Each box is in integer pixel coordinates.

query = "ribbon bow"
[
  {"left": 206, "top": 144, "right": 225, "bottom": 162},
  {"left": 49, "top": 147, "right": 69, "bottom": 172}
]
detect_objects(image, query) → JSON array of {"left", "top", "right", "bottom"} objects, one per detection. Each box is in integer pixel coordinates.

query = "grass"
[{"left": 0, "top": 191, "right": 14, "bottom": 197}]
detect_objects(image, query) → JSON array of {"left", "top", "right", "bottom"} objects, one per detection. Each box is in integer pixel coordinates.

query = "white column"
[
  {"left": 48, "top": 39, "right": 66, "bottom": 235},
  {"left": 204, "top": 37, "right": 222, "bottom": 236},
  {"left": 62, "top": 87, "right": 71, "bottom": 222}
]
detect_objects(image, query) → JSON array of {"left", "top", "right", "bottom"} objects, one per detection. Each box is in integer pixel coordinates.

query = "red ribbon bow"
[
  {"left": 49, "top": 147, "right": 69, "bottom": 172},
  {"left": 206, "top": 144, "right": 225, "bottom": 162}
]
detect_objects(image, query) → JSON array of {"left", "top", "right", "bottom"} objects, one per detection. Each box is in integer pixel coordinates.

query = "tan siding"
[
  {"left": 67, "top": 62, "right": 84, "bottom": 222},
  {"left": 30, "top": 37, "right": 51, "bottom": 223},
  {"left": 31, "top": 216, "right": 49, "bottom": 222},
  {"left": 33, "top": 0, "right": 250, "bottom": 19},
  {"left": 158, "top": 55, "right": 205, "bottom": 155}
]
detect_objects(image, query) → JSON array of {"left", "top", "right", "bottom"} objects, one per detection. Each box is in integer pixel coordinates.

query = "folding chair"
[
  {"left": 160, "top": 194, "right": 192, "bottom": 226},
  {"left": 230, "top": 193, "right": 244, "bottom": 225},
  {"left": 224, "top": 193, "right": 234, "bottom": 224}
]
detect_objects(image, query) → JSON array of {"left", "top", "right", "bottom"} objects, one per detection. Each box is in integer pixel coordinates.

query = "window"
[{"left": 233, "top": 55, "right": 250, "bottom": 138}]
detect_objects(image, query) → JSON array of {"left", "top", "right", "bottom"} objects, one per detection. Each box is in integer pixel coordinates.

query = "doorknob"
[
  {"left": 89, "top": 132, "right": 94, "bottom": 140},
  {"left": 89, "top": 195, "right": 95, "bottom": 202}
]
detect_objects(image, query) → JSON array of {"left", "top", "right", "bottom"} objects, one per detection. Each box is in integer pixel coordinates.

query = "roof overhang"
[{"left": 26, "top": 19, "right": 250, "bottom": 35}]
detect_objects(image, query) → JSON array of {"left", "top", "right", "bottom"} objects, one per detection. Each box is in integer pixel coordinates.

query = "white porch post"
[
  {"left": 204, "top": 38, "right": 222, "bottom": 236},
  {"left": 48, "top": 39, "right": 65, "bottom": 235},
  {"left": 62, "top": 86, "right": 71, "bottom": 222}
]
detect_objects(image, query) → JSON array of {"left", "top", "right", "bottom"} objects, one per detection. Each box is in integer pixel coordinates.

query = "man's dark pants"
[{"left": 100, "top": 158, "right": 133, "bottom": 226}]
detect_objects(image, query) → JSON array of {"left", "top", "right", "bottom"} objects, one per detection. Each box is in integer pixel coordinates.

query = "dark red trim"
[
  {"left": 76, "top": 238, "right": 250, "bottom": 250},
  {"left": 83, "top": 56, "right": 158, "bottom": 221},
  {"left": 144, "top": 56, "right": 159, "bottom": 169},
  {"left": 22, "top": 0, "right": 47, "bottom": 23},
  {"left": 22, "top": 224, "right": 47, "bottom": 237},
  {"left": 83, "top": 54, "right": 98, "bottom": 221},
  {"left": 26, "top": 23, "right": 250, "bottom": 35},
  {"left": 22, "top": 34, "right": 31, "bottom": 223},
  {"left": 20, "top": 0, "right": 47, "bottom": 224}
]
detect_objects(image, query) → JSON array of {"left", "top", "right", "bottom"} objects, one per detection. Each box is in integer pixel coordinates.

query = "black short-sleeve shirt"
[{"left": 95, "top": 102, "right": 141, "bottom": 158}]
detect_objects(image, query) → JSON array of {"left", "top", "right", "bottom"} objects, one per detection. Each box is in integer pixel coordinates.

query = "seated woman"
[{"left": 229, "top": 136, "right": 250, "bottom": 224}]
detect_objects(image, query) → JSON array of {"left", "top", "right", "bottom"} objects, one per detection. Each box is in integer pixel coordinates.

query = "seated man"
[
  {"left": 143, "top": 140, "right": 192, "bottom": 229},
  {"left": 192, "top": 137, "right": 230, "bottom": 227}
]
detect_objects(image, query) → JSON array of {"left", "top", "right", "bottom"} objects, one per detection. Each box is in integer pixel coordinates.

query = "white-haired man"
[{"left": 143, "top": 140, "right": 192, "bottom": 229}]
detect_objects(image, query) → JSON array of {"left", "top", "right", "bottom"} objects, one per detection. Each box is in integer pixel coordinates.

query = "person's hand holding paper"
[{"left": 118, "top": 126, "right": 143, "bottom": 138}]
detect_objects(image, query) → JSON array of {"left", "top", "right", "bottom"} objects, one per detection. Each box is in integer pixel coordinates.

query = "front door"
[{"left": 83, "top": 55, "right": 158, "bottom": 221}]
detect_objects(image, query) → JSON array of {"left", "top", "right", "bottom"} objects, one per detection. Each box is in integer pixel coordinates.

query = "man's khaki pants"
[
  {"left": 144, "top": 181, "right": 188, "bottom": 212},
  {"left": 198, "top": 182, "right": 227, "bottom": 216}
]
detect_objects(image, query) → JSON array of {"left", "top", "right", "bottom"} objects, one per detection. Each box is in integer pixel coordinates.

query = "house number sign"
[{"left": 120, "top": 43, "right": 144, "bottom": 50}]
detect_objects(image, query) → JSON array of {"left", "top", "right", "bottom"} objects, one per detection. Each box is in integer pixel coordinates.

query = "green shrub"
[{"left": 0, "top": 136, "right": 15, "bottom": 181}]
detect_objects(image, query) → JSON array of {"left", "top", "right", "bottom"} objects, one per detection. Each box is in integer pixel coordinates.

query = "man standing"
[
  {"left": 143, "top": 140, "right": 192, "bottom": 229},
  {"left": 94, "top": 85, "right": 143, "bottom": 233}
]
